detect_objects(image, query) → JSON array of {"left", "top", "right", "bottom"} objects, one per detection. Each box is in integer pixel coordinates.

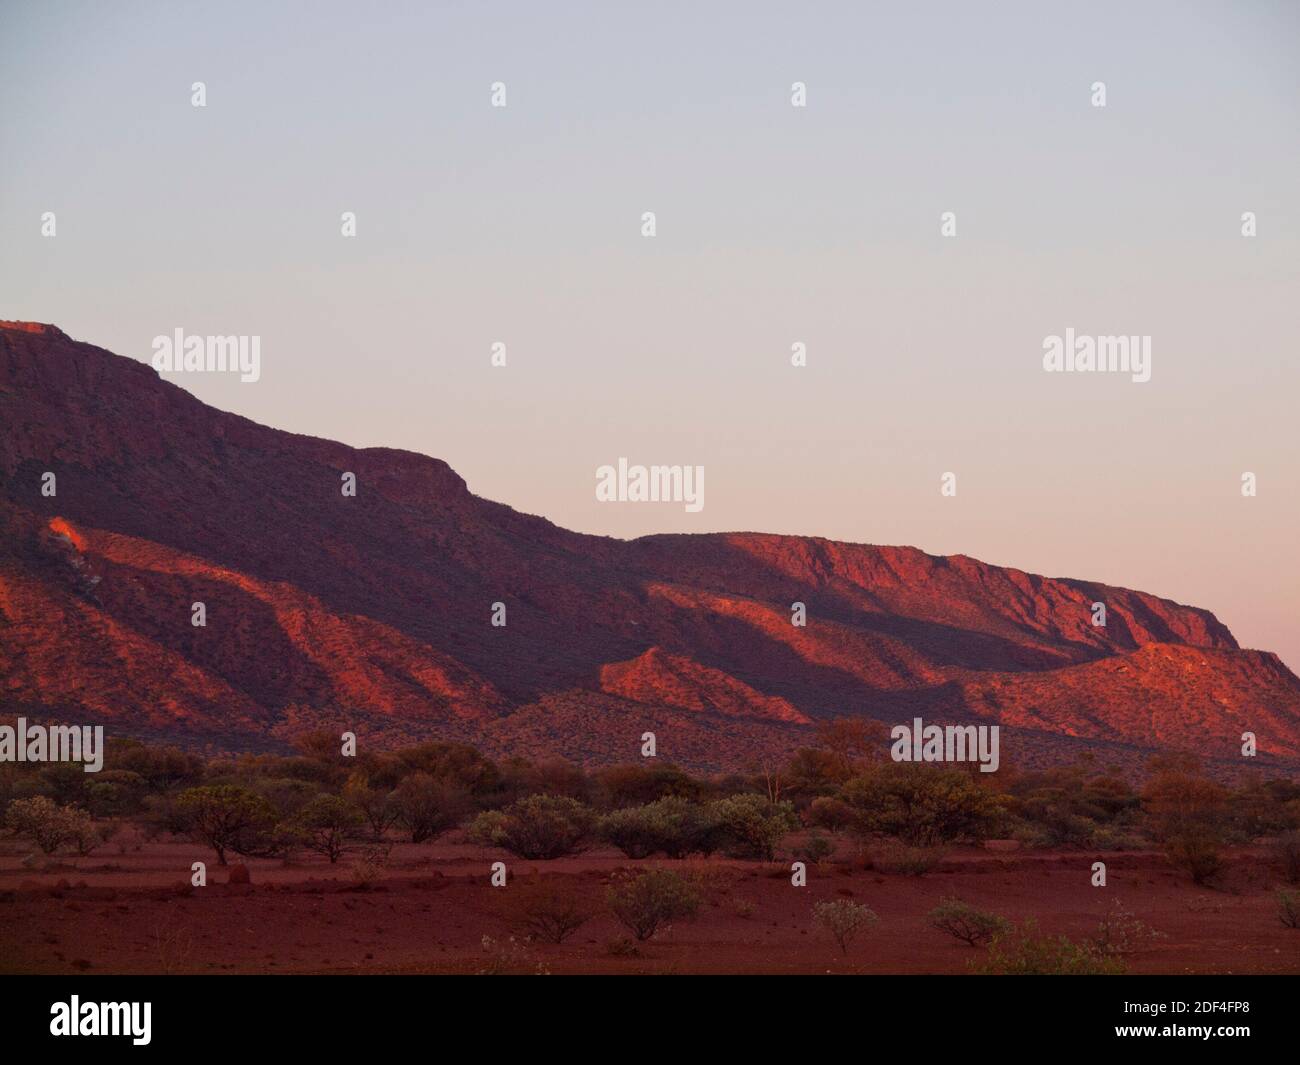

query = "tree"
[
  {"left": 292, "top": 795, "right": 363, "bottom": 863},
  {"left": 175, "top": 785, "right": 278, "bottom": 865},
  {"left": 606, "top": 869, "right": 700, "bottom": 941}
]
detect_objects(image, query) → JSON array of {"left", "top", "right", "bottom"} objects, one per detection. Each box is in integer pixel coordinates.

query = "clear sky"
[{"left": 2, "top": 0, "right": 1297, "bottom": 668}]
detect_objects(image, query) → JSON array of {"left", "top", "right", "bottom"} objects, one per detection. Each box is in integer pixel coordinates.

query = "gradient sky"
[{"left": 2, "top": 0, "right": 1297, "bottom": 668}]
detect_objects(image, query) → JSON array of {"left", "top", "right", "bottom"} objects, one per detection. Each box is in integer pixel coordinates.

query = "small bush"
[
  {"left": 606, "top": 869, "right": 701, "bottom": 941},
  {"left": 598, "top": 797, "right": 719, "bottom": 859},
  {"left": 498, "top": 877, "right": 594, "bottom": 945},
  {"left": 468, "top": 795, "right": 594, "bottom": 860},
  {"left": 1165, "top": 826, "right": 1223, "bottom": 886},
  {"left": 928, "top": 897, "right": 1009, "bottom": 947},
  {"left": 1278, "top": 889, "right": 1300, "bottom": 930},
  {"left": 876, "top": 841, "right": 947, "bottom": 877},
  {"left": 793, "top": 832, "right": 834, "bottom": 865},
  {"left": 4, "top": 796, "right": 98, "bottom": 855},
  {"left": 349, "top": 842, "right": 392, "bottom": 889},
  {"left": 1091, "top": 900, "right": 1163, "bottom": 957},
  {"left": 708, "top": 794, "right": 799, "bottom": 861},
  {"left": 974, "top": 919, "right": 1126, "bottom": 975},
  {"left": 1272, "top": 830, "right": 1300, "bottom": 885},
  {"left": 812, "top": 898, "right": 877, "bottom": 955}
]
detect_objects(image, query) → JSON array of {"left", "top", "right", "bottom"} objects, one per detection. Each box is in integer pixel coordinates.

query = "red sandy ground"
[{"left": 2, "top": 833, "right": 1297, "bottom": 975}]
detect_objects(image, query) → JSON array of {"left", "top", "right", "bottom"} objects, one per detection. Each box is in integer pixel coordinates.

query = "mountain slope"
[{"left": 3, "top": 321, "right": 1298, "bottom": 769}]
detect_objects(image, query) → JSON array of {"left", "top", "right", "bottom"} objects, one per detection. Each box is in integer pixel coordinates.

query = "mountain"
[{"left": 2, "top": 321, "right": 1298, "bottom": 773}]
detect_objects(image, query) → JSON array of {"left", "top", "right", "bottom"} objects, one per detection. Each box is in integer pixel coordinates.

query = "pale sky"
[{"left": 2, "top": 0, "right": 1297, "bottom": 668}]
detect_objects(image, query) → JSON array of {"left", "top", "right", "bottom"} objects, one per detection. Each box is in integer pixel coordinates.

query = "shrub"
[
  {"left": 805, "top": 796, "right": 855, "bottom": 834},
  {"left": 174, "top": 785, "right": 279, "bottom": 865},
  {"left": 349, "top": 842, "right": 392, "bottom": 889},
  {"left": 1278, "top": 889, "right": 1300, "bottom": 930},
  {"left": 708, "top": 794, "right": 799, "bottom": 861},
  {"left": 606, "top": 869, "right": 701, "bottom": 941},
  {"left": 498, "top": 876, "right": 594, "bottom": 944},
  {"left": 813, "top": 898, "right": 877, "bottom": 954},
  {"left": 1272, "top": 830, "right": 1300, "bottom": 885},
  {"left": 973, "top": 919, "right": 1125, "bottom": 975},
  {"left": 392, "top": 772, "right": 468, "bottom": 843},
  {"left": 1091, "top": 900, "right": 1162, "bottom": 957},
  {"left": 1164, "top": 825, "right": 1223, "bottom": 886},
  {"left": 5, "top": 796, "right": 98, "bottom": 855},
  {"left": 876, "top": 840, "right": 946, "bottom": 877},
  {"left": 342, "top": 773, "right": 400, "bottom": 839},
  {"left": 291, "top": 795, "right": 363, "bottom": 863},
  {"left": 599, "top": 797, "right": 719, "bottom": 859},
  {"left": 841, "top": 762, "right": 1006, "bottom": 845},
  {"left": 793, "top": 832, "right": 834, "bottom": 865},
  {"left": 928, "top": 897, "right": 1009, "bottom": 947},
  {"left": 467, "top": 795, "right": 594, "bottom": 859}
]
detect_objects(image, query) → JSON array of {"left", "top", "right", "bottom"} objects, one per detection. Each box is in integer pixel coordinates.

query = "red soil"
[{"left": 1, "top": 836, "right": 1296, "bottom": 975}]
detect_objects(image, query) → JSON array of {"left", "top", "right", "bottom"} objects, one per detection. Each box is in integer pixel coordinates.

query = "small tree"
[
  {"left": 292, "top": 795, "right": 363, "bottom": 863},
  {"left": 499, "top": 876, "right": 595, "bottom": 945},
  {"left": 342, "top": 773, "right": 400, "bottom": 840},
  {"left": 813, "top": 899, "right": 877, "bottom": 955},
  {"left": 928, "top": 897, "right": 1009, "bottom": 947},
  {"left": 1165, "top": 824, "right": 1223, "bottom": 886},
  {"left": 175, "top": 785, "right": 278, "bottom": 866},
  {"left": 606, "top": 869, "right": 700, "bottom": 941}
]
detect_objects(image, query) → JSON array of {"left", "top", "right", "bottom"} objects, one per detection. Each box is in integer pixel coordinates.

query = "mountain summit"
[{"left": 3, "top": 322, "right": 1298, "bottom": 771}]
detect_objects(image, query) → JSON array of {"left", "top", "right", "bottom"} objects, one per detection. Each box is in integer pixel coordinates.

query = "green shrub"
[
  {"left": 606, "top": 869, "right": 701, "bottom": 941},
  {"left": 467, "top": 795, "right": 594, "bottom": 859},
  {"left": 708, "top": 794, "right": 799, "bottom": 861},
  {"left": 793, "top": 832, "right": 834, "bottom": 865},
  {"left": 840, "top": 762, "right": 1006, "bottom": 845},
  {"left": 4, "top": 796, "right": 98, "bottom": 855},
  {"left": 973, "top": 919, "right": 1126, "bottom": 975},
  {"left": 599, "top": 797, "right": 719, "bottom": 859}
]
